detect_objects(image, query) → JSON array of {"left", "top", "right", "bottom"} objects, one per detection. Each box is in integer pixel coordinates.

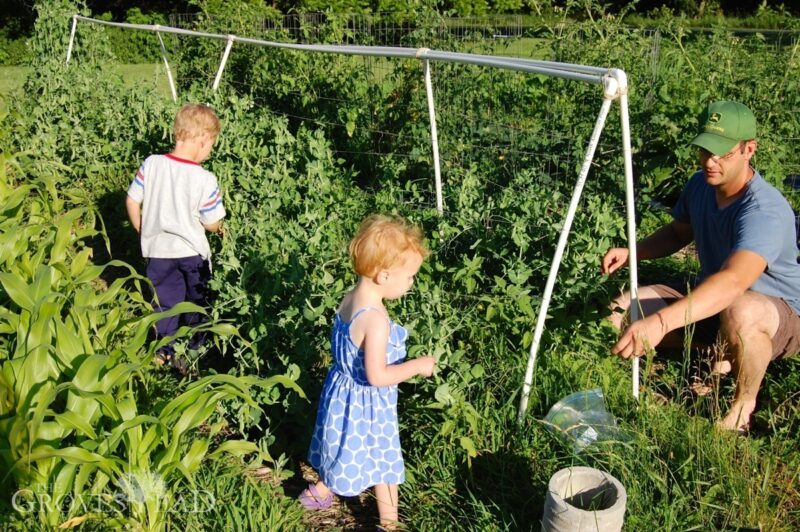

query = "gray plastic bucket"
[{"left": 541, "top": 466, "right": 626, "bottom": 532}]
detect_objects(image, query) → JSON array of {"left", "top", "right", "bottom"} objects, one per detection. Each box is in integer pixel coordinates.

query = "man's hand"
[
  {"left": 601, "top": 247, "right": 630, "bottom": 275},
  {"left": 611, "top": 313, "right": 667, "bottom": 359}
]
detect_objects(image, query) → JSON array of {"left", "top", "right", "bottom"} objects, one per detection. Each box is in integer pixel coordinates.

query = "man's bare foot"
[
  {"left": 689, "top": 377, "right": 714, "bottom": 397},
  {"left": 690, "top": 358, "right": 733, "bottom": 397},
  {"left": 710, "top": 359, "right": 732, "bottom": 376},
  {"left": 717, "top": 399, "right": 755, "bottom": 433}
]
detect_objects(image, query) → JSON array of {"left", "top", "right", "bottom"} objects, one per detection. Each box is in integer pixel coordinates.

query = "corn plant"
[{"left": 0, "top": 152, "right": 303, "bottom": 529}]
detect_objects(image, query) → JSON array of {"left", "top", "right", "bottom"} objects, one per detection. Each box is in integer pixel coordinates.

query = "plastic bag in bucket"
[{"left": 543, "top": 388, "right": 621, "bottom": 453}]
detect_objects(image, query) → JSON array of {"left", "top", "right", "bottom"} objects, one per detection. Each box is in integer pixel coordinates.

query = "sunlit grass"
[{"left": 0, "top": 64, "right": 173, "bottom": 112}]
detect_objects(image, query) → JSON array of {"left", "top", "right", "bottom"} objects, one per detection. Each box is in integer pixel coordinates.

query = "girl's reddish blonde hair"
[{"left": 349, "top": 215, "right": 428, "bottom": 277}]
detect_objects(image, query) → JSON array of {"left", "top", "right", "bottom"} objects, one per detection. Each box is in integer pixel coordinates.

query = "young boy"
[{"left": 126, "top": 103, "right": 226, "bottom": 367}]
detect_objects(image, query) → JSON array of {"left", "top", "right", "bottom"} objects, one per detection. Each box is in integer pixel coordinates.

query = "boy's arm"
[
  {"left": 202, "top": 219, "right": 223, "bottom": 234},
  {"left": 125, "top": 195, "right": 142, "bottom": 234},
  {"left": 199, "top": 179, "right": 225, "bottom": 235}
]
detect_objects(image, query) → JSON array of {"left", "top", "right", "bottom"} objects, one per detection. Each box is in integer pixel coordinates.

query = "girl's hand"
[{"left": 416, "top": 356, "right": 435, "bottom": 378}]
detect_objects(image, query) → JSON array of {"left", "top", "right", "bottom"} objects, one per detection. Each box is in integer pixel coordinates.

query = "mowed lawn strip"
[{"left": 0, "top": 64, "right": 173, "bottom": 111}]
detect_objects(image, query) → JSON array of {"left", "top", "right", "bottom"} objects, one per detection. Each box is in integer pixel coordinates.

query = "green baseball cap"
[{"left": 689, "top": 101, "right": 757, "bottom": 156}]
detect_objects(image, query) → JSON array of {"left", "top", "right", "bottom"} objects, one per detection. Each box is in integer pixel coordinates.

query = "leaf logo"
[{"left": 116, "top": 471, "right": 166, "bottom": 506}]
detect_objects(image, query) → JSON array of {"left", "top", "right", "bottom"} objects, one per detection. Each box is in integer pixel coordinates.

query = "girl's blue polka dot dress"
[{"left": 308, "top": 307, "right": 407, "bottom": 496}]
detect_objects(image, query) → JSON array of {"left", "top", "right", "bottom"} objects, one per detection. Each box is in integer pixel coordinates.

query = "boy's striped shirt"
[{"left": 126, "top": 154, "right": 225, "bottom": 259}]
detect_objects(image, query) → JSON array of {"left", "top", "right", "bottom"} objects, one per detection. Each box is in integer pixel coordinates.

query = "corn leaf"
[
  {"left": 0, "top": 272, "right": 35, "bottom": 311},
  {"left": 53, "top": 411, "right": 98, "bottom": 440}
]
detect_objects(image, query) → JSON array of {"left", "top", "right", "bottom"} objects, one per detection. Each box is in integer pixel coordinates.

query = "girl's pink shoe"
[{"left": 298, "top": 484, "right": 333, "bottom": 510}]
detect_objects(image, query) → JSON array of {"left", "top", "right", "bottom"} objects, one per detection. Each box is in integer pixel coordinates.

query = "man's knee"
[{"left": 719, "top": 292, "right": 780, "bottom": 341}]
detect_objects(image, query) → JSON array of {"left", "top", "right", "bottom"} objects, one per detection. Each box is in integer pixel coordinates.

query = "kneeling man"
[{"left": 602, "top": 101, "right": 800, "bottom": 432}]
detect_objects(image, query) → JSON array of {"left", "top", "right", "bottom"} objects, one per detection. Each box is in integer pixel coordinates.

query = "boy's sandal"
[
  {"left": 170, "top": 355, "right": 190, "bottom": 377},
  {"left": 298, "top": 484, "right": 333, "bottom": 510}
]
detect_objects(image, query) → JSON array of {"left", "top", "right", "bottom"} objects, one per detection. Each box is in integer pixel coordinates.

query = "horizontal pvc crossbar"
[{"left": 72, "top": 15, "right": 610, "bottom": 85}]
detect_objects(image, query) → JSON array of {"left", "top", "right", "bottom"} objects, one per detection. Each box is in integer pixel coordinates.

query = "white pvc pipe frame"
[{"left": 65, "top": 14, "right": 641, "bottom": 420}]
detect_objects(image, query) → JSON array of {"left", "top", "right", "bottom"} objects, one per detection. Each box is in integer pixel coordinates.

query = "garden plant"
[{"left": 1, "top": 0, "right": 799, "bottom": 529}]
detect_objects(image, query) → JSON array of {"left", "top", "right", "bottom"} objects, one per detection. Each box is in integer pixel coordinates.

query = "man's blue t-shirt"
[{"left": 672, "top": 170, "right": 800, "bottom": 314}]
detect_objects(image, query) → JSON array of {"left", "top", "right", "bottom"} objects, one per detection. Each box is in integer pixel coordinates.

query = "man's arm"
[
  {"left": 602, "top": 220, "right": 693, "bottom": 274},
  {"left": 638, "top": 220, "right": 694, "bottom": 260},
  {"left": 125, "top": 195, "right": 141, "bottom": 234},
  {"left": 611, "top": 249, "right": 767, "bottom": 358},
  {"left": 658, "top": 250, "right": 766, "bottom": 332}
]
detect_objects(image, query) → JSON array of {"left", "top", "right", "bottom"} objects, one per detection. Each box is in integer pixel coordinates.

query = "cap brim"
[{"left": 689, "top": 132, "right": 739, "bottom": 156}]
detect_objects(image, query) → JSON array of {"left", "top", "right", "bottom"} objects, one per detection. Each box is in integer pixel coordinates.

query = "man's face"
[{"left": 697, "top": 140, "right": 755, "bottom": 187}]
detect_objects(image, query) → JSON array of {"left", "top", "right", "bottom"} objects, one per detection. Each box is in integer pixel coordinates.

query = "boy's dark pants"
[{"left": 146, "top": 256, "right": 211, "bottom": 351}]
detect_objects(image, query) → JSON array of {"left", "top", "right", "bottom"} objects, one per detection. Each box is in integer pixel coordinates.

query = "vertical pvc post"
[
  {"left": 615, "top": 71, "right": 640, "bottom": 400},
  {"left": 66, "top": 15, "right": 78, "bottom": 65},
  {"left": 517, "top": 95, "right": 615, "bottom": 424},
  {"left": 422, "top": 58, "right": 444, "bottom": 215},
  {"left": 213, "top": 36, "right": 235, "bottom": 91},
  {"left": 156, "top": 29, "right": 178, "bottom": 103}
]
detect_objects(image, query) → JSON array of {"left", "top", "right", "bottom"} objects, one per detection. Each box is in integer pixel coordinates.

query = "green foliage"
[
  {"left": 451, "top": 0, "right": 490, "bottom": 17},
  {"left": 0, "top": 151, "right": 303, "bottom": 528},
  {"left": 177, "top": 460, "right": 305, "bottom": 530},
  {"left": 628, "top": 2, "right": 800, "bottom": 30},
  {"left": 294, "top": 0, "right": 373, "bottom": 14},
  {"left": 0, "top": 32, "right": 30, "bottom": 65},
  {"left": 2, "top": 4, "right": 799, "bottom": 529},
  {"left": 96, "top": 8, "right": 168, "bottom": 63},
  {"left": 0, "top": 10, "right": 305, "bottom": 526},
  {"left": 549, "top": 13, "right": 800, "bottom": 202},
  {"left": 190, "top": 0, "right": 282, "bottom": 36},
  {"left": 27, "top": 0, "right": 95, "bottom": 68}
]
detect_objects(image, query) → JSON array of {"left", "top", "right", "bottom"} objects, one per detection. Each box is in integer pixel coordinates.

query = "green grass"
[
  {"left": 482, "top": 36, "right": 554, "bottom": 59},
  {"left": 177, "top": 461, "right": 306, "bottom": 531},
  {"left": 0, "top": 64, "right": 173, "bottom": 111},
  {"left": 396, "top": 317, "right": 800, "bottom": 530},
  {"left": 0, "top": 66, "right": 27, "bottom": 112},
  {"left": 115, "top": 63, "right": 175, "bottom": 98}
]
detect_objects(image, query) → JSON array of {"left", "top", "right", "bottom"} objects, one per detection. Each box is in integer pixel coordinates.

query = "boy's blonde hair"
[
  {"left": 349, "top": 215, "right": 428, "bottom": 277},
  {"left": 174, "top": 103, "right": 220, "bottom": 142}
]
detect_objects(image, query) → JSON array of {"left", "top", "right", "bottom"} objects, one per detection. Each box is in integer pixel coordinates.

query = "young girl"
[{"left": 300, "top": 214, "right": 436, "bottom": 529}]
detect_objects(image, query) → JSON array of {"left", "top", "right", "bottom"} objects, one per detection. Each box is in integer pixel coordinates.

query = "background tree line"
[{"left": 2, "top": 0, "right": 798, "bottom": 65}]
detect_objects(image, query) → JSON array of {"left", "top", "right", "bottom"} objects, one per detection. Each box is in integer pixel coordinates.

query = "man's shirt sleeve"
[{"left": 734, "top": 207, "right": 783, "bottom": 267}]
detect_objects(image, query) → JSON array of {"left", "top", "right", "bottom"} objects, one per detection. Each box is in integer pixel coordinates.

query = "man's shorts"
[{"left": 650, "top": 284, "right": 800, "bottom": 360}]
